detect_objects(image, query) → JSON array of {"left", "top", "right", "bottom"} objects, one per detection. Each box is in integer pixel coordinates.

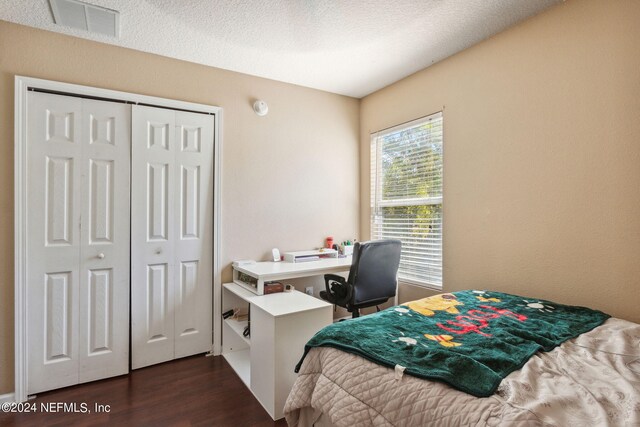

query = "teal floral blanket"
[{"left": 295, "top": 290, "right": 610, "bottom": 397}]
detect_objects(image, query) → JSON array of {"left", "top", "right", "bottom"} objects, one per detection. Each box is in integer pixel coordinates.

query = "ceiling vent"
[{"left": 49, "top": 0, "right": 119, "bottom": 37}]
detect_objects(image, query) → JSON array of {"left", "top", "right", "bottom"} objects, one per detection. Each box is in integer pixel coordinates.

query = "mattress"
[{"left": 284, "top": 318, "right": 640, "bottom": 426}]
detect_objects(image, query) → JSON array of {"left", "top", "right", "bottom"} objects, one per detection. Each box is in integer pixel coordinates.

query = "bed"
[{"left": 284, "top": 291, "right": 640, "bottom": 426}]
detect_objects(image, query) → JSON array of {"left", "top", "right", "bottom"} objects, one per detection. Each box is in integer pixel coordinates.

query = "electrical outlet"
[{"left": 305, "top": 287, "right": 314, "bottom": 296}]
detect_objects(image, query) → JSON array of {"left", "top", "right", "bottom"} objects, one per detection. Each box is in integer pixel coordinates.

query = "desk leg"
[{"left": 250, "top": 305, "right": 332, "bottom": 420}]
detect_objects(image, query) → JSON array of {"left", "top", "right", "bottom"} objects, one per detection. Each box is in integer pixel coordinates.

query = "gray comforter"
[{"left": 285, "top": 318, "right": 640, "bottom": 426}]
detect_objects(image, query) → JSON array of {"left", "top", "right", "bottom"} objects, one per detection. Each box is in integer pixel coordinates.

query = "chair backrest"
[{"left": 348, "top": 240, "right": 402, "bottom": 305}]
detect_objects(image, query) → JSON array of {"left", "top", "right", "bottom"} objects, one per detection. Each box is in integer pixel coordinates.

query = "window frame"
[{"left": 370, "top": 112, "right": 443, "bottom": 290}]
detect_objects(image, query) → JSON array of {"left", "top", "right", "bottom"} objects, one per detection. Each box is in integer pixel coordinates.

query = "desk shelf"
[
  {"left": 223, "top": 318, "right": 250, "bottom": 346},
  {"left": 223, "top": 348, "right": 250, "bottom": 388},
  {"left": 221, "top": 282, "right": 333, "bottom": 420}
]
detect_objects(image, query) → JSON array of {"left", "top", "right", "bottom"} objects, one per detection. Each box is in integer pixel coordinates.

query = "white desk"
[
  {"left": 223, "top": 257, "right": 352, "bottom": 420},
  {"left": 233, "top": 256, "right": 353, "bottom": 294}
]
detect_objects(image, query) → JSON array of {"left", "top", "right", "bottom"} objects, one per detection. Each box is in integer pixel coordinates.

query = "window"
[{"left": 370, "top": 112, "right": 443, "bottom": 287}]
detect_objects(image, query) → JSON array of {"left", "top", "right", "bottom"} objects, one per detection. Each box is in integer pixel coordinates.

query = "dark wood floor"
[{"left": 0, "top": 355, "right": 288, "bottom": 427}]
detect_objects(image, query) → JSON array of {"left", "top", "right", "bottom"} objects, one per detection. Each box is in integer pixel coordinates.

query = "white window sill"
[{"left": 398, "top": 278, "right": 442, "bottom": 292}]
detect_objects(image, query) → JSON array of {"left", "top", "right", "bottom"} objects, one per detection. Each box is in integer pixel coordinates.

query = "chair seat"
[
  {"left": 321, "top": 290, "right": 390, "bottom": 313},
  {"left": 351, "top": 297, "right": 391, "bottom": 310}
]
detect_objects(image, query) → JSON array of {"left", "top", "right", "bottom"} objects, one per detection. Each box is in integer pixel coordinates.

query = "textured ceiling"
[{"left": 0, "top": 0, "right": 561, "bottom": 97}]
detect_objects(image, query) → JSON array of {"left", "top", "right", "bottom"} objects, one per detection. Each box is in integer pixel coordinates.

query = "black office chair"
[{"left": 320, "top": 239, "right": 402, "bottom": 318}]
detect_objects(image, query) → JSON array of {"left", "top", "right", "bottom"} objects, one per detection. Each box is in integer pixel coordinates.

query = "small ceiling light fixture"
[{"left": 253, "top": 100, "right": 269, "bottom": 116}]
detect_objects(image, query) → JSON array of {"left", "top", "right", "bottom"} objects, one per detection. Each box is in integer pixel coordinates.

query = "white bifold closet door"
[
  {"left": 131, "top": 105, "right": 214, "bottom": 369},
  {"left": 26, "top": 91, "right": 130, "bottom": 394}
]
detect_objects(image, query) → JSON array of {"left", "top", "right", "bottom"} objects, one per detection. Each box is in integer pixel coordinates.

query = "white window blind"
[{"left": 371, "top": 112, "right": 443, "bottom": 287}]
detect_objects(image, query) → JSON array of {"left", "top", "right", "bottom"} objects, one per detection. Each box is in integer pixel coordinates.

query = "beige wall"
[
  {"left": 0, "top": 21, "right": 360, "bottom": 394},
  {"left": 360, "top": 0, "right": 640, "bottom": 322}
]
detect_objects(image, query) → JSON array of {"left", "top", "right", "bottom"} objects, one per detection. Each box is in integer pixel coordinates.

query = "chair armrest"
[
  {"left": 323, "top": 274, "right": 352, "bottom": 306},
  {"left": 324, "top": 274, "right": 346, "bottom": 284},
  {"left": 324, "top": 274, "right": 346, "bottom": 294}
]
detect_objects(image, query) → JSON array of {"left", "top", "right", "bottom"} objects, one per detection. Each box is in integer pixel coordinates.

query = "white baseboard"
[{"left": 0, "top": 392, "right": 15, "bottom": 403}]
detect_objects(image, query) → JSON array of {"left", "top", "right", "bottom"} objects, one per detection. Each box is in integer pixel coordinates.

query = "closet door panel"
[
  {"left": 78, "top": 99, "right": 131, "bottom": 383},
  {"left": 27, "top": 92, "right": 82, "bottom": 394},
  {"left": 174, "top": 111, "right": 214, "bottom": 358},
  {"left": 131, "top": 105, "right": 176, "bottom": 369}
]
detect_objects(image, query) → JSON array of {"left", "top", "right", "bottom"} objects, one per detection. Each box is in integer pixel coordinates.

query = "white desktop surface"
[
  {"left": 234, "top": 256, "right": 352, "bottom": 282},
  {"left": 223, "top": 282, "right": 331, "bottom": 317}
]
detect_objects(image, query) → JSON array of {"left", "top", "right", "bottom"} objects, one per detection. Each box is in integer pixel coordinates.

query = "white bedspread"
[{"left": 284, "top": 318, "right": 640, "bottom": 426}]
